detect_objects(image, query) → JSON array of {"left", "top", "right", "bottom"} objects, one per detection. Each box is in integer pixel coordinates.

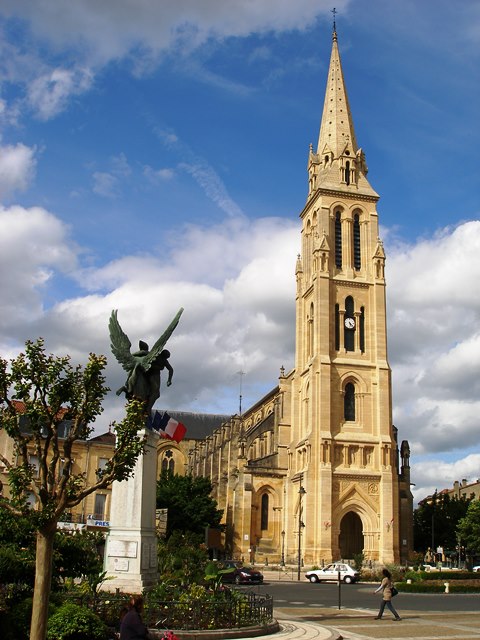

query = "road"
[{"left": 238, "top": 580, "right": 480, "bottom": 612}]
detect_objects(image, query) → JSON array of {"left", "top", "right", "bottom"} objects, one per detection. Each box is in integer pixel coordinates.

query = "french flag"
[{"left": 151, "top": 412, "right": 186, "bottom": 443}]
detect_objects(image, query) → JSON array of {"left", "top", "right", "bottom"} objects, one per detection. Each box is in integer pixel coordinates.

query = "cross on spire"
[{"left": 331, "top": 7, "right": 337, "bottom": 34}]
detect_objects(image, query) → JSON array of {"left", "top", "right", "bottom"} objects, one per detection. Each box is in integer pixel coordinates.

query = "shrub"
[
  {"left": 46, "top": 602, "right": 108, "bottom": 640},
  {"left": 352, "top": 553, "right": 364, "bottom": 572}
]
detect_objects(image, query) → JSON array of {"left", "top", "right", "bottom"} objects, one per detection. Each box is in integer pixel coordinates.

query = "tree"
[
  {"left": 0, "top": 338, "right": 147, "bottom": 640},
  {"left": 414, "top": 491, "right": 472, "bottom": 553},
  {"left": 457, "top": 500, "right": 480, "bottom": 555},
  {"left": 156, "top": 471, "right": 223, "bottom": 539}
]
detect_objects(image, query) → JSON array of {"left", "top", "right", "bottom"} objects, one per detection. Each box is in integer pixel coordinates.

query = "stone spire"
[
  {"left": 307, "top": 29, "right": 378, "bottom": 199},
  {"left": 317, "top": 28, "right": 358, "bottom": 158}
]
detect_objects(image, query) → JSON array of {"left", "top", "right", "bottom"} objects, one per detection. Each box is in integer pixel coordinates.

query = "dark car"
[{"left": 220, "top": 561, "right": 264, "bottom": 585}]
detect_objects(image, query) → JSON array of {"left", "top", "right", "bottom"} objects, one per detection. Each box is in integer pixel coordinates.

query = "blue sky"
[{"left": 0, "top": 0, "right": 479, "bottom": 501}]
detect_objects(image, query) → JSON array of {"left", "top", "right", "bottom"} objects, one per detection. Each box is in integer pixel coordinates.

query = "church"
[{"left": 173, "top": 27, "right": 413, "bottom": 566}]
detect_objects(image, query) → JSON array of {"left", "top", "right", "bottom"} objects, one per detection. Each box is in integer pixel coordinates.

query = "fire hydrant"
[{"left": 444, "top": 582, "right": 450, "bottom": 594}]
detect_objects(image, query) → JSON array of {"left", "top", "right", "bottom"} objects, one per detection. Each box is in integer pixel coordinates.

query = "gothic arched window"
[
  {"left": 344, "top": 383, "right": 355, "bottom": 422},
  {"left": 345, "top": 160, "right": 351, "bottom": 185},
  {"left": 335, "top": 303, "right": 340, "bottom": 351},
  {"left": 353, "top": 213, "right": 361, "bottom": 270},
  {"left": 261, "top": 494, "right": 269, "bottom": 530},
  {"left": 161, "top": 450, "right": 175, "bottom": 474},
  {"left": 335, "top": 211, "right": 342, "bottom": 268},
  {"left": 308, "top": 303, "right": 314, "bottom": 357},
  {"left": 360, "top": 306, "right": 365, "bottom": 353}
]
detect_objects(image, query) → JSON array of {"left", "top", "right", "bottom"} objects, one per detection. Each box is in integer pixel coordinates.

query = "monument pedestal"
[{"left": 103, "top": 428, "right": 159, "bottom": 592}]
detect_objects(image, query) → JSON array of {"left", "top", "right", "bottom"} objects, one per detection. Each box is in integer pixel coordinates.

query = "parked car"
[
  {"left": 220, "top": 561, "right": 264, "bottom": 585},
  {"left": 305, "top": 562, "right": 359, "bottom": 584},
  {"left": 472, "top": 566, "right": 480, "bottom": 572}
]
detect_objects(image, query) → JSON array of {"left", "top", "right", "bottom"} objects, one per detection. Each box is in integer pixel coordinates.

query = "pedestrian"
[
  {"left": 373, "top": 568, "right": 401, "bottom": 620},
  {"left": 120, "top": 595, "right": 150, "bottom": 640}
]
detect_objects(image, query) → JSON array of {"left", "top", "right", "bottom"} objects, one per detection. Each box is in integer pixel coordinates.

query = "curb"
[{"left": 147, "top": 620, "right": 280, "bottom": 640}]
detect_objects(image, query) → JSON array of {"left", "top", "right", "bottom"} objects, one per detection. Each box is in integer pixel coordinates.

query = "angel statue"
[{"left": 109, "top": 307, "right": 184, "bottom": 414}]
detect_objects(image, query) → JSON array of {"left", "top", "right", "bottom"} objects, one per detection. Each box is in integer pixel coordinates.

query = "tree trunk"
[{"left": 30, "top": 523, "right": 56, "bottom": 640}]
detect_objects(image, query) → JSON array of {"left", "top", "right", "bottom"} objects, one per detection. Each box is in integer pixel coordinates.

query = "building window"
[
  {"left": 29, "top": 455, "right": 39, "bottom": 477},
  {"left": 261, "top": 494, "right": 269, "bottom": 531},
  {"left": 94, "top": 494, "right": 106, "bottom": 520},
  {"left": 345, "top": 160, "right": 351, "bottom": 185},
  {"left": 96, "top": 457, "right": 109, "bottom": 477},
  {"left": 360, "top": 306, "right": 365, "bottom": 353},
  {"left": 335, "top": 303, "right": 340, "bottom": 351},
  {"left": 335, "top": 212, "right": 342, "bottom": 268},
  {"left": 344, "top": 383, "right": 355, "bottom": 422},
  {"left": 353, "top": 214, "right": 361, "bottom": 270},
  {"left": 161, "top": 450, "right": 175, "bottom": 474},
  {"left": 307, "top": 303, "right": 314, "bottom": 357}
]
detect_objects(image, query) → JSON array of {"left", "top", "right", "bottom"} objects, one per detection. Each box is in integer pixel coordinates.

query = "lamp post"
[
  {"left": 297, "top": 485, "right": 306, "bottom": 581},
  {"left": 281, "top": 530, "right": 285, "bottom": 566}
]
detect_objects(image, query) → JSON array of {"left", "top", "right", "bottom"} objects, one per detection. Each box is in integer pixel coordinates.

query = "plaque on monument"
[{"left": 108, "top": 540, "right": 138, "bottom": 558}]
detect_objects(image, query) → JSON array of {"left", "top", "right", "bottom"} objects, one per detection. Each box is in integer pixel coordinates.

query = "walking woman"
[{"left": 373, "top": 568, "right": 401, "bottom": 620}]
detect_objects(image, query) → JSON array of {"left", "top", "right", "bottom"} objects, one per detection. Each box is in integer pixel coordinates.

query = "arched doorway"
[{"left": 339, "top": 512, "right": 363, "bottom": 558}]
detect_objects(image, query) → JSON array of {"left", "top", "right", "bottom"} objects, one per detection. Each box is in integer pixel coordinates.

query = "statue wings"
[{"left": 109, "top": 308, "right": 184, "bottom": 373}]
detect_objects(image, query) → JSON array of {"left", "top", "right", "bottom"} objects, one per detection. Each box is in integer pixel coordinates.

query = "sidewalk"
[{"left": 274, "top": 607, "right": 480, "bottom": 640}]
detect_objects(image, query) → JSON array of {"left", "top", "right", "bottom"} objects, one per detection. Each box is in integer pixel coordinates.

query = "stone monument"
[{"left": 103, "top": 308, "right": 183, "bottom": 591}]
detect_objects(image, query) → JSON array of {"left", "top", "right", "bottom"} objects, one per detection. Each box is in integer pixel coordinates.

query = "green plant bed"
[
  {"left": 419, "top": 571, "right": 478, "bottom": 581},
  {"left": 397, "top": 582, "right": 445, "bottom": 593},
  {"left": 47, "top": 602, "right": 108, "bottom": 640},
  {"left": 397, "top": 581, "right": 480, "bottom": 594}
]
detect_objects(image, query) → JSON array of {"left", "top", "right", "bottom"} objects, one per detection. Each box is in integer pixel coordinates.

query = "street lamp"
[{"left": 297, "top": 485, "right": 306, "bottom": 581}]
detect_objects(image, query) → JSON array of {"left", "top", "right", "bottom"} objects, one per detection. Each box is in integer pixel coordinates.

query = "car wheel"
[
  {"left": 309, "top": 575, "right": 319, "bottom": 583},
  {"left": 235, "top": 575, "right": 242, "bottom": 585},
  {"left": 343, "top": 575, "right": 353, "bottom": 584}
]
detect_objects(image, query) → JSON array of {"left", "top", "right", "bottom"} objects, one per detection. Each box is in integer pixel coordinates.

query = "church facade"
[{"left": 188, "top": 29, "right": 413, "bottom": 566}]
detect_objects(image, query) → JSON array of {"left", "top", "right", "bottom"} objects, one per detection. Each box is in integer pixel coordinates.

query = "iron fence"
[{"left": 66, "top": 591, "right": 274, "bottom": 632}]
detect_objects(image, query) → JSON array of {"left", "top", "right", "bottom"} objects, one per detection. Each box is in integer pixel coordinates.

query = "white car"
[
  {"left": 472, "top": 566, "right": 480, "bottom": 572},
  {"left": 305, "top": 562, "right": 359, "bottom": 584}
]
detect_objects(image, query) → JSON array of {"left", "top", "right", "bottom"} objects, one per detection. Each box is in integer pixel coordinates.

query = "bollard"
[{"left": 444, "top": 582, "right": 449, "bottom": 593}]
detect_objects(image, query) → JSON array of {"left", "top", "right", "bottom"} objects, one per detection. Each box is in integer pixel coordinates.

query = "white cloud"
[
  {"left": 0, "top": 1, "right": 349, "bottom": 65},
  {"left": 143, "top": 166, "right": 175, "bottom": 183},
  {"left": 27, "top": 67, "right": 93, "bottom": 120},
  {"left": 0, "top": 205, "right": 77, "bottom": 343},
  {"left": 92, "top": 172, "right": 119, "bottom": 198},
  {"left": 410, "top": 453, "right": 480, "bottom": 505},
  {"left": 388, "top": 220, "right": 480, "bottom": 457},
  {"left": 0, "top": 143, "right": 37, "bottom": 198}
]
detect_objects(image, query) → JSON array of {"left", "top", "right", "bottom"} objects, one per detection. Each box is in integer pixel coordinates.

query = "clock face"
[{"left": 344, "top": 317, "right": 355, "bottom": 330}]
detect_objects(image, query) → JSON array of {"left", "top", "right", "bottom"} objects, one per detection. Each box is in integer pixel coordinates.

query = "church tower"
[
  {"left": 288, "top": 26, "right": 409, "bottom": 563},
  {"left": 187, "top": 26, "right": 413, "bottom": 566}
]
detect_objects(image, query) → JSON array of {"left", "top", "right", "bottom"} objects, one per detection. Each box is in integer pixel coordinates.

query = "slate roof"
[
  {"left": 89, "top": 431, "right": 116, "bottom": 445},
  {"left": 153, "top": 410, "right": 232, "bottom": 440}
]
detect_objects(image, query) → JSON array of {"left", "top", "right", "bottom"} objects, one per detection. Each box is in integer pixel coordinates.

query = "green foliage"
[
  {"left": 0, "top": 596, "right": 34, "bottom": 640},
  {"left": 352, "top": 552, "right": 364, "bottom": 572},
  {"left": 46, "top": 603, "right": 108, "bottom": 640},
  {"left": 0, "top": 509, "right": 104, "bottom": 589},
  {"left": 418, "top": 570, "right": 478, "bottom": 581},
  {"left": 156, "top": 471, "right": 223, "bottom": 538},
  {"left": 0, "top": 546, "right": 35, "bottom": 586},
  {"left": 53, "top": 530, "right": 104, "bottom": 585},
  {"left": 157, "top": 531, "right": 209, "bottom": 587},
  {"left": 457, "top": 499, "right": 480, "bottom": 554},
  {"left": 204, "top": 561, "right": 235, "bottom": 593},
  {"left": 414, "top": 491, "right": 472, "bottom": 553}
]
